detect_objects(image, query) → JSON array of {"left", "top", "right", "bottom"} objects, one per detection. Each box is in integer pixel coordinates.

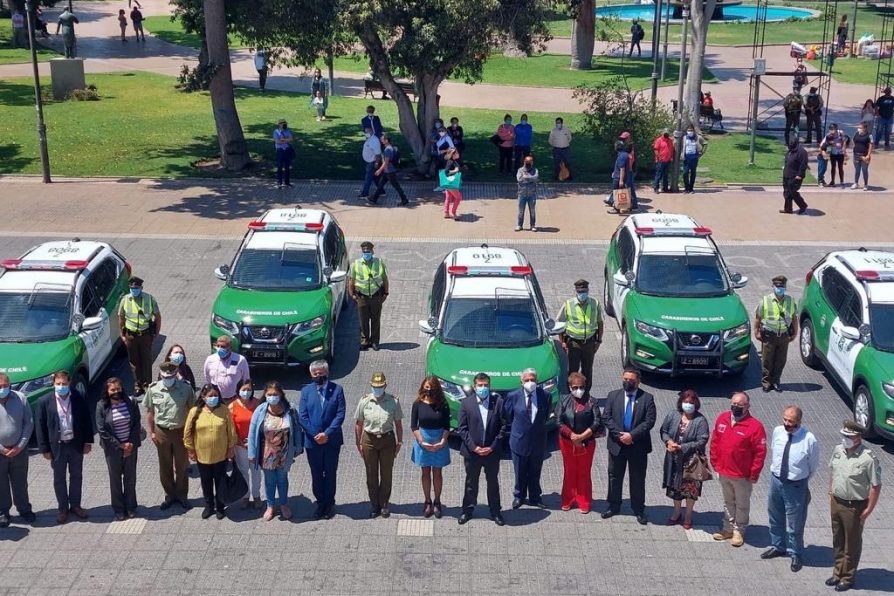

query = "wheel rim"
[
  {"left": 800, "top": 324, "right": 813, "bottom": 359},
  {"left": 854, "top": 390, "right": 871, "bottom": 428}
]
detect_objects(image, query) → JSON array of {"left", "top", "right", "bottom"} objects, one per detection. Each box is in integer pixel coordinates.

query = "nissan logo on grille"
[
  {"left": 257, "top": 327, "right": 271, "bottom": 339},
  {"left": 689, "top": 334, "right": 702, "bottom": 345}
]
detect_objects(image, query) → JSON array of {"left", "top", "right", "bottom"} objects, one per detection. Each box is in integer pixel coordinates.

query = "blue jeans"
[
  {"left": 874, "top": 116, "right": 892, "bottom": 146},
  {"left": 683, "top": 155, "right": 699, "bottom": 191},
  {"left": 626, "top": 171, "right": 638, "bottom": 207},
  {"left": 768, "top": 474, "right": 810, "bottom": 557},
  {"left": 517, "top": 194, "right": 536, "bottom": 228},
  {"left": 360, "top": 161, "right": 377, "bottom": 195},
  {"left": 816, "top": 155, "right": 827, "bottom": 183},
  {"left": 854, "top": 158, "right": 869, "bottom": 186},
  {"left": 263, "top": 467, "right": 289, "bottom": 507},
  {"left": 653, "top": 161, "right": 669, "bottom": 191}
]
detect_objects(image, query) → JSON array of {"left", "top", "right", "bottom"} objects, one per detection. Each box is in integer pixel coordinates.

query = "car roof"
[
  {"left": 640, "top": 236, "right": 714, "bottom": 255},
  {"left": 868, "top": 284, "right": 894, "bottom": 304},
  {"left": 834, "top": 250, "right": 894, "bottom": 276},
  {"left": 259, "top": 208, "right": 327, "bottom": 226},
  {"left": 245, "top": 231, "right": 318, "bottom": 250},
  {"left": 448, "top": 246, "right": 528, "bottom": 268},
  {"left": 0, "top": 271, "right": 76, "bottom": 292},
  {"left": 628, "top": 213, "right": 701, "bottom": 231},
  {"left": 451, "top": 277, "right": 530, "bottom": 297}
]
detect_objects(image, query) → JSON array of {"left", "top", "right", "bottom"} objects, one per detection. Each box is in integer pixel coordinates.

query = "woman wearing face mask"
[
  {"left": 411, "top": 376, "right": 451, "bottom": 518},
  {"left": 556, "top": 372, "right": 604, "bottom": 514},
  {"left": 247, "top": 381, "right": 303, "bottom": 521},
  {"left": 159, "top": 344, "right": 196, "bottom": 390},
  {"left": 496, "top": 113, "right": 516, "bottom": 175},
  {"left": 229, "top": 380, "right": 262, "bottom": 509},
  {"left": 659, "top": 390, "right": 710, "bottom": 529},
  {"left": 183, "top": 384, "right": 238, "bottom": 520},
  {"left": 95, "top": 377, "right": 142, "bottom": 520}
]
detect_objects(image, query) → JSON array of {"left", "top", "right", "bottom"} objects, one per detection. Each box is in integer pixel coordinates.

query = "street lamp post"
[
  {"left": 670, "top": 7, "right": 690, "bottom": 193},
  {"left": 660, "top": 0, "right": 671, "bottom": 80},
  {"left": 650, "top": 0, "right": 663, "bottom": 103},
  {"left": 24, "top": 0, "right": 51, "bottom": 183}
]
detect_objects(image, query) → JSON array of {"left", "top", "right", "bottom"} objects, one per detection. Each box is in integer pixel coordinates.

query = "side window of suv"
[
  {"left": 839, "top": 288, "right": 864, "bottom": 328},
  {"left": 617, "top": 229, "right": 635, "bottom": 273},
  {"left": 431, "top": 263, "right": 446, "bottom": 319},
  {"left": 322, "top": 225, "right": 338, "bottom": 268},
  {"left": 88, "top": 258, "right": 119, "bottom": 305},
  {"left": 80, "top": 281, "right": 103, "bottom": 318},
  {"left": 820, "top": 267, "right": 848, "bottom": 312}
]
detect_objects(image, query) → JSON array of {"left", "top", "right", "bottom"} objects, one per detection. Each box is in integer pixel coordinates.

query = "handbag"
[
  {"left": 558, "top": 162, "right": 571, "bottom": 181},
  {"left": 612, "top": 187, "right": 631, "bottom": 213},
  {"left": 489, "top": 134, "right": 502, "bottom": 146},
  {"left": 222, "top": 459, "right": 249, "bottom": 504},
  {"left": 683, "top": 452, "right": 713, "bottom": 481},
  {"left": 438, "top": 169, "right": 462, "bottom": 190}
]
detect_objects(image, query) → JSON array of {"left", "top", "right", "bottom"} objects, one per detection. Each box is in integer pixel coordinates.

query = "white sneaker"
[
  {"left": 862, "top": 185, "right": 870, "bottom": 191},
  {"left": 530, "top": 227, "right": 538, "bottom": 232},
  {"left": 851, "top": 183, "right": 859, "bottom": 189},
  {"left": 514, "top": 226, "right": 522, "bottom": 232}
]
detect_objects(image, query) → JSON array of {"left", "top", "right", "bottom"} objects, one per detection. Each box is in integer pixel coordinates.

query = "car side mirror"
[
  {"left": 418, "top": 319, "right": 435, "bottom": 335},
  {"left": 214, "top": 264, "right": 230, "bottom": 281},
  {"left": 545, "top": 319, "right": 565, "bottom": 335},
  {"left": 840, "top": 326, "right": 861, "bottom": 341},
  {"left": 613, "top": 271, "right": 631, "bottom": 288},
  {"left": 730, "top": 273, "right": 748, "bottom": 289},
  {"left": 81, "top": 315, "right": 104, "bottom": 331},
  {"left": 328, "top": 270, "right": 347, "bottom": 283},
  {"left": 858, "top": 323, "right": 871, "bottom": 341}
]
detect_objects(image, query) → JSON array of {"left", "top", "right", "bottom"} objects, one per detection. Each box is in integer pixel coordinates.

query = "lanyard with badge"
[{"left": 57, "top": 396, "right": 74, "bottom": 440}]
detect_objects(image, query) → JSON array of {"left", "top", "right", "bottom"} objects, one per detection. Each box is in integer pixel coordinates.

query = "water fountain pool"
[{"left": 596, "top": 3, "right": 818, "bottom": 23}]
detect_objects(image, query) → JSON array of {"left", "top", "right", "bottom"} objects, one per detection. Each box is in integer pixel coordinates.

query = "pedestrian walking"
[
  {"left": 0, "top": 373, "right": 35, "bottom": 527},
  {"left": 605, "top": 140, "right": 630, "bottom": 209},
  {"left": 783, "top": 91, "right": 803, "bottom": 146},
  {"left": 347, "top": 241, "right": 388, "bottom": 351},
  {"left": 629, "top": 19, "right": 645, "bottom": 57},
  {"left": 55, "top": 8, "right": 79, "bottom": 58},
  {"left": 826, "top": 420, "right": 882, "bottom": 592},
  {"left": 652, "top": 129, "right": 674, "bottom": 193},
  {"left": 203, "top": 335, "right": 250, "bottom": 402},
  {"left": 411, "top": 376, "right": 451, "bottom": 518},
  {"left": 851, "top": 122, "right": 873, "bottom": 190},
  {"left": 754, "top": 275, "right": 799, "bottom": 392},
  {"left": 504, "top": 369, "right": 550, "bottom": 510},
  {"left": 355, "top": 372, "right": 404, "bottom": 519},
  {"left": 556, "top": 279, "right": 603, "bottom": 395},
  {"left": 875, "top": 87, "right": 894, "bottom": 149},
  {"left": 298, "top": 360, "right": 346, "bottom": 520},
  {"left": 95, "top": 377, "right": 141, "bottom": 521},
  {"left": 710, "top": 392, "right": 767, "bottom": 547},
  {"left": 130, "top": 6, "right": 145, "bottom": 42},
  {"left": 273, "top": 119, "right": 294, "bottom": 188},
  {"left": 619, "top": 130, "right": 639, "bottom": 205},
  {"left": 781, "top": 140, "right": 809, "bottom": 214},
  {"left": 496, "top": 114, "right": 515, "bottom": 175},
  {"left": 11, "top": 10, "right": 26, "bottom": 48},
  {"left": 229, "top": 380, "right": 262, "bottom": 509},
  {"left": 515, "top": 154, "right": 539, "bottom": 232},
  {"left": 762, "top": 406, "right": 820, "bottom": 573},
  {"left": 118, "top": 9, "right": 128, "bottom": 42},
  {"left": 803, "top": 87, "right": 823, "bottom": 144},
  {"left": 184, "top": 384, "right": 237, "bottom": 520},
  {"left": 441, "top": 148, "right": 463, "bottom": 220},
  {"left": 118, "top": 276, "right": 160, "bottom": 396},
  {"left": 660, "top": 390, "right": 709, "bottom": 530},
  {"left": 682, "top": 125, "right": 706, "bottom": 193},
  {"left": 836, "top": 15, "right": 848, "bottom": 54},
  {"left": 557, "top": 372, "right": 603, "bottom": 514},
  {"left": 821, "top": 124, "right": 849, "bottom": 187},
  {"left": 513, "top": 114, "right": 533, "bottom": 170},
  {"left": 548, "top": 117, "right": 573, "bottom": 180},
  {"left": 35, "top": 371, "right": 93, "bottom": 524},
  {"left": 310, "top": 69, "right": 328, "bottom": 118},
  {"left": 360, "top": 105, "right": 383, "bottom": 137},
  {"left": 369, "top": 134, "right": 409, "bottom": 205},
  {"left": 159, "top": 344, "right": 197, "bottom": 390},
  {"left": 358, "top": 126, "right": 382, "bottom": 199},
  {"left": 254, "top": 49, "right": 268, "bottom": 91}
]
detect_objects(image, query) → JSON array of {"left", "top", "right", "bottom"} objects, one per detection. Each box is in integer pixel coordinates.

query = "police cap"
[
  {"left": 370, "top": 372, "right": 386, "bottom": 387},
  {"left": 574, "top": 279, "right": 589, "bottom": 290},
  {"left": 840, "top": 419, "right": 866, "bottom": 437},
  {"left": 129, "top": 276, "right": 144, "bottom": 287},
  {"left": 159, "top": 362, "right": 178, "bottom": 377},
  {"left": 772, "top": 275, "right": 787, "bottom": 287},
  {"left": 360, "top": 241, "right": 374, "bottom": 251}
]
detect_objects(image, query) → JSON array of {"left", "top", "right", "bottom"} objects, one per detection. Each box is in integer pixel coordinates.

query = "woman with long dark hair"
[
  {"left": 659, "top": 389, "right": 710, "bottom": 529},
  {"left": 158, "top": 344, "right": 196, "bottom": 390},
  {"left": 410, "top": 376, "right": 450, "bottom": 518},
  {"left": 184, "top": 384, "right": 237, "bottom": 520},
  {"left": 95, "top": 377, "right": 142, "bottom": 520}
]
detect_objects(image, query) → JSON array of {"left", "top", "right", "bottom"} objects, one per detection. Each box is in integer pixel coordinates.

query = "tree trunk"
[
  {"left": 683, "top": 0, "right": 716, "bottom": 133},
  {"left": 203, "top": 0, "right": 250, "bottom": 171},
  {"left": 571, "top": 0, "right": 595, "bottom": 70}
]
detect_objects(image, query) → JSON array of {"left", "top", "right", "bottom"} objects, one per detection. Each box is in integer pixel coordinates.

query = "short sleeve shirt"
[
  {"left": 829, "top": 443, "right": 882, "bottom": 500},
  {"left": 612, "top": 151, "right": 629, "bottom": 180},
  {"left": 383, "top": 146, "right": 398, "bottom": 174},
  {"left": 354, "top": 393, "right": 403, "bottom": 434},
  {"left": 143, "top": 380, "right": 195, "bottom": 429}
]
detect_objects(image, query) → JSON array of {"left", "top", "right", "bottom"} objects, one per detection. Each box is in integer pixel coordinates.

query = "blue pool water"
[{"left": 596, "top": 3, "right": 816, "bottom": 23}]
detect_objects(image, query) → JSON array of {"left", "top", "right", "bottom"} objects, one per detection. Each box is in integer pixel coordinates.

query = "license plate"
[
  {"left": 251, "top": 350, "right": 283, "bottom": 360},
  {"left": 680, "top": 356, "right": 711, "bottom": 366}
]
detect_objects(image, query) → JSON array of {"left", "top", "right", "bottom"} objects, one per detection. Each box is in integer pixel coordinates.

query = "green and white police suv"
[
  {"left": 799, "top": 249, "right": 894, "bottom": 439},
  {"left": 0, "top": 239, "right": 130, "bottom": 406},
  {"left": 210, "top": 208, "right": 348, "bottom": 365},
  {"left": 603, "top": 213, "right": 751, "bottom": 376},
  {"left": 418, "top": 245, "right": 564, "bottom": 428}
]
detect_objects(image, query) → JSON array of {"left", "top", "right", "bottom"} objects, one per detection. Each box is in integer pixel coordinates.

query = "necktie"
[
  {"left": 526, "top": 394, "right": 533, "bottom": 422},
  {"left": 479, "top": 400, "right": 487, "bottom": 444},
  {"left": 623, "top": 395, "right": 634, "bottom": 432},
  {"left": 779, "top": 432, "right": 793, "bottom": 481}
]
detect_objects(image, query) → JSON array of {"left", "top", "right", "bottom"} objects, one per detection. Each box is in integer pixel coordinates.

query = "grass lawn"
[
  {"left": 809, "top": 57, "right": 892, "bottom": 86},
  {"left": 141, "top": 15, "right": 245, "bottom": 49},
  {"left": 0, "top": 71, "right": 788, "bottom": 184},
  {"left": 0, "top": 18, "right": 59, "bottom": 65},
  {"left": 699, "top": 131, "right": 805, "bottom": 184}
]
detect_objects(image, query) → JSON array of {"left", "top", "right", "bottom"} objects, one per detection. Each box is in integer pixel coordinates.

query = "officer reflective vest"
[
  {"left": 760, "top": 294, "right": 796, "bottom": 334},
  {"left": 350, "top": 258, "right": 385, "bottom": 296},
  {"left": 564, "top": 297, "right": 600, "bottom": 340},
  {"left": 119, "top": 293, "right": 157, "bottom": 332}
]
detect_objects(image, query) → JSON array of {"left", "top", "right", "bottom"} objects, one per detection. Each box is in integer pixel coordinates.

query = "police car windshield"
[
  {"left": 441, "top": 297, "right": 541, "bottom": 347},
  {"left": 0, "top": 291, "right": 72, "bottom": 342},
  {"left": 869, "top": 304, "right": 894, "bottom": 352},
  {"left": 636, "top": 253, "right": 728, "bottom": 297},
  {"left": 229, "top": 248, "right": 321, "bottom": 291}
]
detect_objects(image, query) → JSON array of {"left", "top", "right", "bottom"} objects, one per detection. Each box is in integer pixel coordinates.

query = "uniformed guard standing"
[
  {"left": 753, "top": 275, "right": 798, "bottom": 393},
  {"left": 354, "top": 372, "right": 403, "bottom": 519},
  {"left": 118, "top": 276, "right": 161, "bottom": 396},
  {"left": 348, "top": 242, "right": 388, "bottom": 351},
  {"left": 556, "top": 279, "right": 603, "bottom": 394},
  {"left": 826, "top": 420, "right": 882, "bottom": 592}
]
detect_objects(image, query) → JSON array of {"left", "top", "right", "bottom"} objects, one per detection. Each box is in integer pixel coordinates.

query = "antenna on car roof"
[
  {"left": 858, "top": 247, "right": 867, "bottom": 252},
  {"left": 655, "top": 210, "right": 663, "bottom": 215},
  {"left": 71, "top": 238, "right": 81, "bottom": 242},
  {"left": 481, "top": 243, "right": 488, "bottom": 249}
]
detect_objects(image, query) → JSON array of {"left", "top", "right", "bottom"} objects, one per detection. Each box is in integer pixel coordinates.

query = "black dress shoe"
[
  {"left": 774, "top": 383, "right": 783, "bottom": 392},
  {"left": 216, "top": 510, "right": 226, "bottom": 520},
  {"left": 825, "top": 577, "right": 840, "bottom": 587},
  {"left": 636, "top": 514, "right": 648, "bottom": 525},
  {"left": 159, "top": 499, "right": 174, "bottom": 511},
  {"left": 761, "top": 547, "right": 786, "bottom": 559},
  {"left": 458, "top": 512, "right": 472, "bottom": 525},
  {"left": 201, "top": 507, "right": 214, "bottom": 519},
  {"left": 324, "top": 505, "right": 335, "bottom": 519},
  {"left": 359, "top": 344, "right": 370, "bottom": 351},
  {"left": 19, "top": 511, "right": 36, "bottom": 524},
  {"left": 529, "top": 500, "right": 547, "bottom": 509},
  {"left": 369, "top": 507, "right": 380, "bottom": 519},
  {"left": 835, "top": 582, "right": 853, "bottom": 592},
  {"left": 0, "top": 513, "right": 10, "bottom": 528},
  {"left": 511, "top": 498, "right": 523, "bottom": 509},
  {"left": 601, "top": 508, "right": 617, "bottom": 519},
  {"left": 491, "top": 512, "right": 505, "bottom": 526},
  {"left": 371, "top": 343, "right": 380, "bottom": 351},
  {"left": 790, "top": 556, "right": 802, "bottom": 572},
  {"left": 179, "top": 499, "right": 193, "bottom": 510}
]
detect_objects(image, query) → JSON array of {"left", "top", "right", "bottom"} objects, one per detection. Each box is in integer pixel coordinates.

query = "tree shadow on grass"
[
  {"left": 0, "top": 79, "right": 42, "bottom": 107},
  {"left": 0, "top": 143, "right": 36, "bottom": 172}
]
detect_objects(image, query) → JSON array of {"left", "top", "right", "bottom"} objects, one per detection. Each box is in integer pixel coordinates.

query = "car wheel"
[
  {"left": 620, "top": 323, "right": 631, "bottom": 369},
  {"left": 72, "top": 371, "right": 88, "bottom": 400},
  {"left": 603, "top": 272, "right": 615, "bottom": 318},
  {"left": 853, "top": 385, "right": 877, "bottom": 438},
  {"left": 799, "top": 318, "right": 821, "bottom": 369}
]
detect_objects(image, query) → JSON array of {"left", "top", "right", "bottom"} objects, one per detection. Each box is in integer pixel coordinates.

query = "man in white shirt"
[
  {"left": 359, "top": 127, "right": 382, "bottom": 198},
  {"left": 548, "top": 117, "right": 573, "bottom": 180},
  {"left": 203, "top": 335, "right": 250, "bottom": 401}
]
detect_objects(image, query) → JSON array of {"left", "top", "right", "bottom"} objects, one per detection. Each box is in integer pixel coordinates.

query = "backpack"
[
  {"left": 390, "top": 145, "right": 401, "bottom": 168},
  {"left": 784, "top": 94, "right": 803, "bottom": 112},
  {"left": 633, "top": 24, "right": 645, "bottom": 41}
]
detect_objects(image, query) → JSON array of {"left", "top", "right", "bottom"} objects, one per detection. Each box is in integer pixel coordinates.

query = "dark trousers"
[
  {"left": 360, "top": 161, "right": 377, "bottom": 195},
  {"left": 805, "top": 111, "right": 822, "bottom": 143},
  {"left": 552, "top": 146, "right": 571, "bottom": 179},
  {"left": 683, "top": 155, "right": 699, "bottom": 191},
  {"left": 653, "top": 161, "right": 670, "bottom": 191},
  {"left": 511, "top": 450, "right": 544, "bottom": 503},
  {"left": 52, "top": 442, "right": 84, "bottom": 512},
  {"left": 371, "top": 172, "right": 408, "bottom": 203},
  {"left": 275, "top": 148, "right": 291, "bottom": 186},
  {"left": 154, "top": 426, "right": 189, "bottom": 501},
  {"left": 123, "top": 331, "right": 154, "bottom": 389},
  {"left": 356, "top": 291, "right": 385, "bottom": 347},
  {"left": 306, "top": 444, "right": 340, "bottom": 508},
  {"left": 784, "top": 111, "right": 800, "bottom": 145},
  {"left": 462, "top": 454, "right": 501, "bottom": 514},
  {"left": 104, "top": 446, "right": 138, "bottom": 515},
  {"left": 760, "top": 332, "right": 790, "bottom": 389},
  {"left": 257, "top": 67, "right": 268, "bottom": 90},
  {"left": 361, "top": 431, "right": 396, "bottom": 509},
  {"left": 629, "top": 39, "right": 641, "bottom": 56},
  {"left": 606, "top": 447, "right": 647, "bottom": 515},
  {"left": 831, "top": 496, "right": 868, "bottom": 584},
  {"left": 874, "top": 116, "right": 892, "bottom": 147},
  {"left": 498, "top": 146, "right": 513, "bottom": 173},
  {"left": 782, "top": 177, "right": 808, "bottom": 212},
  {"left": 513, "top": 145, "right": 531, "bottom": 170},
  {"left": 0, "top": 450, "right": 32, "bottom": 516},
  {"left": 566, "top": 336, "right": 597, "bottom": 393},
  {"left": 197, "top": 459, "right": 227, "bottom": 512},
  {"left": 829, "top": 155, "right": 845, "bottom": 185}
]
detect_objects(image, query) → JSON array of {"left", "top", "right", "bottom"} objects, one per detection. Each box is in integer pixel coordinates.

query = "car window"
[
  {"left": 431, "top": 263, "right": 446, "bottom": 319},
  {"left": 820, "top": 267, "right": 849, "bottom": 312},
  {"left": 441, "top": 295, "right": 541, "bottom": 347},
  {"left": 0, "top": 291, "right": 73, "bottom": 342},
  {"left": 618, "top": 229, "right": 635, "bottom": 273},
  {"left": 80, "top": 281, "right": 104, "bottom": 317},
  {"left": 869, "top": 304, "right": 894, "bottom": 352},
  {"left": 229, "top": 247, "right": 321, "bottom": 291},
  {"left": 334, "top": 225, "right": 346, "bottom": 268},
  {"left": 636, "top": 253, "right": 728, "bottom": 297},
  {"left": 839, "top": 290, "right": 863, "bottom": 328},
  {"left": 88, "top": 258, "right": 118, "bottom": 303},
  {"left": 323, "top": 225, "right": 338, "bottom": 268}
]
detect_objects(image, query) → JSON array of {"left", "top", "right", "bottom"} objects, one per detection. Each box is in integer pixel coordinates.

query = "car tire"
[
  {"left": 853, "top": 384, "right": 877, "bottom": 438},
  {"left": 620, "top": 323, "right": 631, "bottom": 369},
  {"left": 603, "top": 272, "right": 615, "bottom": 318},
  {"left": 799, "top": 318, "right": 821, "bottom": 369},
  {"left": 72, "top": 371, "right": 88, "bottom": 400}
]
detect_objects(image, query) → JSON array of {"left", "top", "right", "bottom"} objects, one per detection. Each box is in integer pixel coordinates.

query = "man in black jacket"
[
  {"left": 781, "top": 139, "right": 809, "bottom": 215},
  {"left": 601, "top": 368, "right": 656, "bottom": 524},
  {"left": 36, "top": 370, "right": 94, "bottom": 524}
]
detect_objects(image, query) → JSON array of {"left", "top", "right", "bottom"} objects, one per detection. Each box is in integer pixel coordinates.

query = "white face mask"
[
  {"left": 523, "top": 381, "right": 537, "bottom": 393},
  {"left": 571, "top": 388, "right": 584, "bottom": 399},
  {"left": 841, "top": 437, "right": 856, "bottom": 450}
]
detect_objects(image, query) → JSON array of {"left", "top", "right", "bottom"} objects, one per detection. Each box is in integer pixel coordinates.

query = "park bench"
[
  {"left": 364, "top": 79, "right": 417, "bottom": 100},
  {"left": 699, "top": 104, "right": 724, "bottom": 131}
]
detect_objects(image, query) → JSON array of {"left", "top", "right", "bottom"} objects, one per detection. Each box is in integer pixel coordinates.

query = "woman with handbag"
[
  {"left": 95, "top": 377, "right": 142, "bottom": 521},
  {"left": 556, "top": 372, "right": 604, "bottom": 514},
  {"left": 441, "top": 148, "right": 463, "bottom": 220},
  {"left": 659, "top": 389, "right": 710, "bottom": 529}
]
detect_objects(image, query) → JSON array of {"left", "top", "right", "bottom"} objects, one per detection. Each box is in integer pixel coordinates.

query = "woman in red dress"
[{"left": 557, "top": 372, "right": 604, "bottom": 513}]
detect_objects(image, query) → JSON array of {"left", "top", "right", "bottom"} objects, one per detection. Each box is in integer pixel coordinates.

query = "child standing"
[
  {"left": 312, "top": 91, "right": 326, "bottom": 121},
  {"left": 118, "top": 9, "right": 128, "bottom": 42}
]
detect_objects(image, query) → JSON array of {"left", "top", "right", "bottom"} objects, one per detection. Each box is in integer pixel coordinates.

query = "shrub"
[
  {"left": 66, "top": 84, "right": 100, "bottom": 101},
  {"left": 176, "top": 61, "right": 219, "bottom": 92}
]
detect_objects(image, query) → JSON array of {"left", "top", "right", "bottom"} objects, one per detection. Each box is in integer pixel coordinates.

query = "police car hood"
[
  {"left": 213, "top": 286, "right": 330, "bottom": 325},
  {"left": 0, "top": 337, "right": 81, "bottom": 385},
  {"left": 427, "top": 340, "right": 560, "bottom": 392},
  {"left": 627, "top": 291, "right": 748, "bottom": 332}
]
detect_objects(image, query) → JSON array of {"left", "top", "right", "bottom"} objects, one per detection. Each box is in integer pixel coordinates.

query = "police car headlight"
[
  {"left": 723, "top": 323, "right": 750, "bottom": 342},
  {"left": 291, "top": 316, "right": 325, "bottom": 337},
  {"left": 440, "top": 379, "right": 468, "bottom": 402},
  {"left": 634, "top": 320, "right": 670, "bottom": 342},
  {"left": 11, "top": 373, "right": 54, "bottom": 395},
  {"left": 538, "top": 375, "right": 559, "bottom": 394},
  {"left": 883, "top": 382, "right": 894, "bottom": 399},
  {"left": 212, "top": 315, "right": 239, "bottom": 335}
]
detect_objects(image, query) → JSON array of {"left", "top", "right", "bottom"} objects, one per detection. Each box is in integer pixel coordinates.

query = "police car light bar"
[
  {"left": 635, "top": 226, "right": 712, "bottom": 237},
  {"left": 248, "top": 221, "right": 324, "bottom": 232},
  {"left": 855, "top": 270, "right": 894, "bottom": 281},
  {"left": 447, "top": 265, "right": 532, "bottom": 276},
  {"left": 0, "top": 259, "right": 89, "bottom": 271}
]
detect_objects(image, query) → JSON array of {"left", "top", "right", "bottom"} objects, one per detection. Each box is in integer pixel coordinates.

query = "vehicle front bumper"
[
  {"left": 210, "top": 322, "right": 330, "bottom": 366},
  {"left": 628, "top": 328, "right": 750, "bottom": 376}
]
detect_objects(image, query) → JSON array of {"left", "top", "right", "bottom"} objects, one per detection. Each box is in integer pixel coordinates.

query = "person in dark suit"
[
  {"left": 95, "top": 377, "right": 142, "bottom": 521},
  {"left": 503, "top": 368, "right": 551, "bottom": 509},
  {"left": 457, "top": 372, "right": 507, "bottom": 526},
  {"left": 298, "top": 360, "right": 346, "bottom": 520},
  {"left": 360, "top": 105, "right": 384, "bottom": 137},
  {"left": 601, "top": 368, "right": 656, "bottom": 524},
  {"left": 36, "top": 370, "right": 94, "bottom": 525}
]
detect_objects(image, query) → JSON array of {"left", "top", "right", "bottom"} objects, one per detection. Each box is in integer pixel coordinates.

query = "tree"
[
  {"left": 570, "top": 0, "right": 595, "bottom": 70},
  {"left": 682, "top": 0, "right": 717, "bottom": 133}
]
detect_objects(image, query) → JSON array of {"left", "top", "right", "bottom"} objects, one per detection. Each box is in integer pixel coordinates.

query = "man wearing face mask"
[
  {"left": 513, "top": 114, "right": 533, "bottom": 170},
  {"left": 35, "top": 371, "right": 94, "bottom": 524},
  {"left": 601, "top": 368, "right": 656, "bottom": 524},
  {"left": 203, "top": 335, "right": 250, "bottom": 403},
  {"left": 457, "top": 373, "right": 508, "bottom": 525},
  {"left": 354, "top": 372, "right": 403, "bottom": 518},
  {"left": 118, "top": 276, "right": 161, "bottom": 396},
  {"left": 298, "top": 360, "right": 346, "bottom": 520},
  {"left": 826, "top": 420, "right": 882, "bottom": 592},
  {"left": 503, "top": 368, "right": 551, "bottom": 510},
  {"left": 781, "top": 138, "right": 809, "bottom": 214},
  {"left": 762, "top": 406, "right": 820, "bottom": 572},
  {"left": 358, "top": 126, "right": 382, "bottom": 199},
  {"left": 516, "top": 155, "right": 540, "bottom": 232},
  {"left": 557, "top": 279, "right": 603, "bottom": 395},
  {"left": 709, "top": 392, "right": 767, "bottom": 547},
  {"left": 144, "top": 362, "right": 196, "bottom": 510},
  {"left": 754, "top": 275, "right": 799, "bottom": 392},
  {"left": 0, "top": 373, "right": 35, "bottom": 527},
  {"left": 548, "top": 117, "right": 573, "bottom": 181},
  {"left": 348, "top": 242, "right": 389, "bottom": 351}
]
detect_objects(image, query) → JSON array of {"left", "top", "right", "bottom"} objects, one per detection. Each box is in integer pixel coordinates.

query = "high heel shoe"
[{"left": 423, "top": 501, "right": 433, "bottom": 518}]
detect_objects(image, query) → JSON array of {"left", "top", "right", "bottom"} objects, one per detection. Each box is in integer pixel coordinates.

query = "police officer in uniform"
[
  {"left": 118, "top": 276, "right": 161, "bottom": 396},
  {"left": 348, "top": 242, "right": 388, "bottom": 351},
  {"left": 753, "top": 275, "right": 798, "bottom": 393},
  {"left": 556, "top": 280, "right": 603, "bottom": 394},
  {"left": 826, "top": 420, "right": 882, "bottom": 592}
]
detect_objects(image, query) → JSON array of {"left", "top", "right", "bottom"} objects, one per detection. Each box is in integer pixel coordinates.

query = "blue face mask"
[
  {"left": 475, "top": 386, "right": 490, "bottom": 399},
  {"left": 0, "top": 387, "right": 10, "bottom": 399},
  {"left": 577, "top": 292, "right": 589, "bottom": 302},
  {"left": 774, "top": 286, "right": 785, "bottom": 297},
  {"left": 162, "top": 377, "right": 176, "bottom": 388},
  {"left": 216, "top": 347, "right": 229, "bottom": 358},
  {"left": 681, "top": 402, "right": 696, "bottom": 414},
  {"left": 505, "top": 119, "right": 512, "bottom": 125},
  {"left": 687, "top": 132, "right": 695, "bottom": 139},
  {"left": 205, "top": 396, "right": 220, "bottom": 408},
  {"left": 362, "top": 252, "right": 373, "bottom": 262},
  {"left": 130, "top": 288, "right": 142, "bottom": 298},
  {"left": 170, "top": 352, "right": 185, "bottom": 365},
  {"left": 239, "top": 390, "right": 252, "bottom": 399},
  {"left": 266, "top": 395, "right": 280, "bottom": 406},
  {"left": 55, "top": 384, "right": 70, "bottom": 397}
]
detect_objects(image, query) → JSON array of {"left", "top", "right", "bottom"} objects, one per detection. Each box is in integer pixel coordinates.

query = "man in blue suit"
[
  {"left": 360, "top": 106, "right": 384, "bottom": 137},
  {"left": 503, "top": 368, "right": 551, "bottom": 509},
  {"left": 298, "top": 360, "right": 346, "bottom": 520}
]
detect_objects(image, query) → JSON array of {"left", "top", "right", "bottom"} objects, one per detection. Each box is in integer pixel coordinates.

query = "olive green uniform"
[
  {"left": 355, "top": 393, "right": 402, "bottom": 509},
  {"left": 144, "top": 380, "right": 195, "bottom": 502},
  {"left": 756, "top": 294, "right": 796, "bottom": 390}
]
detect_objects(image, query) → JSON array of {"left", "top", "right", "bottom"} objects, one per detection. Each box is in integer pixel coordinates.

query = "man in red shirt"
[
  {"left": 652, "top": 129, "right": 674, "bottom": 194},
  {"left": 709, "top": 391, "right": 767, "bottom": 547}
]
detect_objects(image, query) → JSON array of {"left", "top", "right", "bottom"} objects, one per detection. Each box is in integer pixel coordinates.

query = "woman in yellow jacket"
[{"left": 184, "top": 384, "right": 237, "bottom": 519}]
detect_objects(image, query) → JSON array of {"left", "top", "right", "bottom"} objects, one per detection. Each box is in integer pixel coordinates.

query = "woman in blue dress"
[{"left": 411, "top": 376, "right": 451, "bottom": 518}]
